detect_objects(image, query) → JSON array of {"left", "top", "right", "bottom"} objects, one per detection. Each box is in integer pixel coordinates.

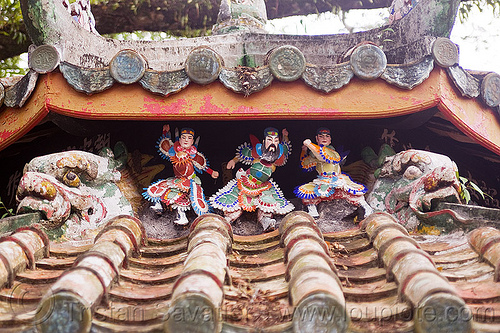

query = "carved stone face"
[
  {"left": 16, "top": 150, "right": 133, "bottom": 239},
  {"left": 367, "top": 150, "right": 462, "bottom": 232}
]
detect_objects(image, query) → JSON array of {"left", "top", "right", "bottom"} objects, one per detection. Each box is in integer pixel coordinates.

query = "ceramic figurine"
[
  {"left": 143, "top": 125, "right": 219, "bottom": 225},
  {"left": 294, "top": 127, "right": 373, "bottom": 218},
  {"left": 388, "top": 0, "right": 419, "bottom": 24},
  {"left": 210, "top": 127, "right": 294, "bottom": 231}
]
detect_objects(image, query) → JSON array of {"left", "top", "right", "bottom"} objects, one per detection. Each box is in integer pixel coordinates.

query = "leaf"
[
  {"left": 463, "top": 188, "right": 471, "bottom": 204},
  {"left": 469, "top": 181, "right": 485, "bottom": 200},
  {"left": 459, "top": 176, "right": 469, "bottom": 184}
]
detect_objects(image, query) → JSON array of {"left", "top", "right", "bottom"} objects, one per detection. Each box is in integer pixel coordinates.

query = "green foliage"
[
  {"left": 0, "top": 55, "right": 29, "bottom": 77},
  {"left": 458, "top": 0, "right": 500, "bottom": 22},
  {"left": 361, "top": 144, "right": 396, "bottom": 172},
  {"left": 0, "top": 196, "right": 14, "bottom": 219},
  {"left": 0, "top": 0, "right": 26, "bottom": 42},
  {"left": 457, "top": 173, "right": 492, "bottom": 204},
  {"left": 105, "top": 30, "right": 177, "bottom": 41}
]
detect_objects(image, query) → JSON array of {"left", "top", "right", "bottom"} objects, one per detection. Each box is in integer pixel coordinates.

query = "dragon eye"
[{"left": 63, "top": 171, "right": 81, "bottom": 187}]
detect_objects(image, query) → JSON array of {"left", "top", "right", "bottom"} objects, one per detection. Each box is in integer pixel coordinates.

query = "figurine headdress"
[
  {"left": 180, "top": 127, "right": 195, "bottom": 137},
  {"left": 264, "top": 127, "right": 279, "bottom": 138},
  {"left": 316, "top": 127, "right": 331, "bottom": 136}
]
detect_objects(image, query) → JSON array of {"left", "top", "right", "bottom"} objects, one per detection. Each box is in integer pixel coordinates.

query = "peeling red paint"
[
  {"left": 411, "top": 99, "right": 425, "bottom": 105},
  {"left": 298, "top": 105, "right": 344, "bottom": 114},
  {"left": 143, "top": 98, "right": 187, "bottom": 115},
  {"left": 79, "top": 108, "right": 95, "bottom": 115},
  {"left": 0, "top": 130, "right": 13, "bottom": 140},
  {"left": 1, "top": 112, "right": 19, "bottom": 127},
  {"left": 200, "top": 95, "right": 230, "bottom": 114},
  {"left": 232, "top": 105, "right": 264, "bottom": 115}
]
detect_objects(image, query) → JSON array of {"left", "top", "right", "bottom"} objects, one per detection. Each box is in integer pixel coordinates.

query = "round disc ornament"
[
  {"left": 185, "top": 47, "right": 222, "bottom": 85},
  {"left": 350, "top": 44, "right": 387, "bottom": 80},
  {"left": 432, "top": 37, "right": 459, "bottom": 68},
  {"left": 110, "top": 49, "right": 147, "bottom": 84},
  {"left": 267, "top": 45, "right": 306, "bottom": 82},
  {"left": 35, "top": 292, "right": 92, "bottom": 333},
  {"left": 480, "top": 72, "right": 500, "bottom": 108},
  {"left": 28, "top": 45, "right": 60, "bottom": 74},
  {"left": 0, "top": 83, "right": 4, "bottom": 105}
]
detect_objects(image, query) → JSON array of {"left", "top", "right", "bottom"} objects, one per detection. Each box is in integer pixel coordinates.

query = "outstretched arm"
[
  {"left": 304, "top": 139, "right": 341, "bottom": 164},
  {"left": 226, "top": 157, "right": 239, "bottom": 169},
  {"left": 162, "top": 124, "right": 170, "bottom": 136},
  {"left": 282, "top": 128, "right": 289, "bottom": 142},
  {"left": 303, "top": 139, "right": 323, "bottom": 160},
  {"left": 205, "top": 168, "right": 220, "bottom": 178},
  {"left": 158, "top": 124, "right": 174, "bottom": 159}
]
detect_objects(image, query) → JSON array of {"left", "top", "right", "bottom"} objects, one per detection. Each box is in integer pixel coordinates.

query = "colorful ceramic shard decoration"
[
  {"left": 294, "top": 127, "right": 372, "bottom": 219},
  {"left": 143, "top": 125, "right": 219, "bottom": 225},
  {"left": 210, "top": 127, "right": 294, "bottom": 231},
  {"left": 367, "top": 149, "right": 463, "bottom": 231},
  {"left": 16, "top": 148, "right": 134, "bottom": 239}
]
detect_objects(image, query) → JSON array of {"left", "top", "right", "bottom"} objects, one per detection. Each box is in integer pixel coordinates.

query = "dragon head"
[
  {"left": 367, "top": 149, "right": 462, "bottom": 232},
  {"left": 16, "top": 150, "right": 134, "bottom": 239}
]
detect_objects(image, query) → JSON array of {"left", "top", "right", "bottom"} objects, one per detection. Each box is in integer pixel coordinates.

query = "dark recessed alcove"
[{"left": 1, "top": 109, "right": 499, "bottom": 211}]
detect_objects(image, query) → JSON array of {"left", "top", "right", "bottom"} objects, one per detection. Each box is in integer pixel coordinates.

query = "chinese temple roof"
[{"left": 1, "top": 1, "right": 500, "bottom": 332}]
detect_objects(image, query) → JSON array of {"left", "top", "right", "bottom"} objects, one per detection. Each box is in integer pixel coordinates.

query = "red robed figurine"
[{"left": 143, "top": 124, "right": 219, "bottom": 225}]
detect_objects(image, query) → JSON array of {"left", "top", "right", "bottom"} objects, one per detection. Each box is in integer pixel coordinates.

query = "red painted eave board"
[
  {"left": 1, "top": 68, "right": 499, "bottom": 155},
  {"left": 0, "top": 78, "right": 50, "bottom": 151}
]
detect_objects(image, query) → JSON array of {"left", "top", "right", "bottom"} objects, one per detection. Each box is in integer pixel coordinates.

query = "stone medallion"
[
  {"left": 110, "top": 49, "right": 147, "bottom": 84},
  {"left": 480, "top": 72, "right": 500, "bottom": 108},
  {"left": 350, "top": 44, "right": 387, "bottom": 80},
  {"left": 0, "top": 83, "right": 4, "bottom": 105},
  {"left": 28, "top": 45, "right": 60, "bottom": 74},
  {"left": 267, "top": 45, "right": 306, "bottom": 82},
  {"left": 432, "top": 37, "right": 459, "bottom": 68},
  {"left": 185, "top": 47, "right": 222, "bottom": 85}
]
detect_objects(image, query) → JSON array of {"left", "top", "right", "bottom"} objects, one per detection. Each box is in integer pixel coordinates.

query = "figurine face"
[
  {"left": 264, "top": 135, "right": 280, "bottom": 152},
  {"left": 261, "top": 135, "right": 281, "bottom": 163},
  {"left": 316, "top": 133, "right": 331, "bottom": 146},
  {"left": 179, "top": 134, "right": 194, "bottom": 149}
]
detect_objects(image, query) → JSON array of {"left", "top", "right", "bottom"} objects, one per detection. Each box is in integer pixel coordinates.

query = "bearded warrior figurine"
[
  {"left": 210, "top": 127, "right": 294, "bottom": 231},
  {"left": 143, "top": 124, "right": 219, "bottom": 225}
]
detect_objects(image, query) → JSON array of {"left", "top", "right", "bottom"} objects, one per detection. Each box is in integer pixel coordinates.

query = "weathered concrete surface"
[{"left": 20, "top": 0, "right": 460, "bottom": 71}]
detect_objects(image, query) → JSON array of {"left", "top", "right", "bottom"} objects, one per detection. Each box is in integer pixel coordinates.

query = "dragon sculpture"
[
  {"left": 367, "top": 149, "right": 465, "bottom": 232},
  {"left": 15, "top": 144, "right": 152, "bottom": 240}
]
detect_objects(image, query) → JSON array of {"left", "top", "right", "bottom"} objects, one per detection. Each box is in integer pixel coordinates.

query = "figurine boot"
[
  {"left": 224, "top": 210, "right": 242, "bottom": 223},
  {"left": 359, "top": 200, "right": 374, "bottom": 218},
  {"left": 307, "top": 204, "right": 319, "bottom": 218},
  {"left": 151, "top": 201, "right": 163, "bottom": 215},
  {"left": 259, "top": 211, "right": 276, "bottom": 231},
  {"left": 174, "top": 209, "right": 189, "bottom": 225}
]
